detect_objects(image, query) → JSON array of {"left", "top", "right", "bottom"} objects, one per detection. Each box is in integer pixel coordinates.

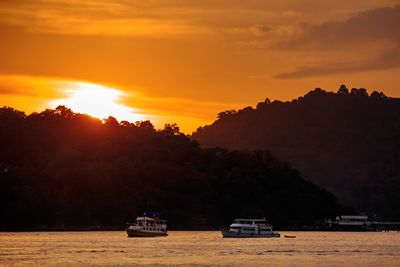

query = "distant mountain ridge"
[{"left": 193, "top": 85, "right": 400, "bottom": 219}]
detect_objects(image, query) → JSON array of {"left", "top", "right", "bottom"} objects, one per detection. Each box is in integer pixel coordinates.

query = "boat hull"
[
  {"left": 126, "top": 229, "right": 168, "bottom": 237},
  {"left": 221, "top": 229, "right": 280, "bottom": 238}
]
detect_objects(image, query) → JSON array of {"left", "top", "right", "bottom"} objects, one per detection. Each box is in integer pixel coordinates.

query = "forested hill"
[
  {"left": 0, "top": 106, "right": 342, "bottom": 230},
  {"left": 193, "top": 85, "right": 400, "bottom": 220}
]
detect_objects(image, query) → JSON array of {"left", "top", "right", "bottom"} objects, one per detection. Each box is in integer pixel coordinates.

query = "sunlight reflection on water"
[{"left": 0, "top": 231, "right": 399, "bottom": 266}]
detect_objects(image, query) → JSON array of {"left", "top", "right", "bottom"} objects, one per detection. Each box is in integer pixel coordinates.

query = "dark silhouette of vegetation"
[
  {"left": 193, "top": 85, "right": 400, "bottom": 220},
  {"left": 0, "top": 106, "right": 343, "bottom": 230}
]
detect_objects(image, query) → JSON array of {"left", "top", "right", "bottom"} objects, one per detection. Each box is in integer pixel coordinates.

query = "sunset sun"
[{"left": 52, "top": 82, "right": 143, "bottom": 122}]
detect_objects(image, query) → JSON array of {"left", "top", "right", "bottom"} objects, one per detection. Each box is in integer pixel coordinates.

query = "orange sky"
[{"left": 1, "top": 0, "right": 399, "bottom": 133}]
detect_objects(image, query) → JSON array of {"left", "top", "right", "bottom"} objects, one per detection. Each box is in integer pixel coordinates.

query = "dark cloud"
[
  {"left": 250, "top": 25, "right": 274, "bottom": 35},
  {"left": 276, "top": 48, "right": 400, "bottom": 79},
  {"left": 0, "top": 85, "right": 37, "bottom": 96},
  {"left": 282, "top": 4, "right": 400, "bottom": 49},
  {"left": 0, "top": 87, "right": 15, "bottom": 95},
  {"left": 275, "top": 5, "right": 400, "bottom": 79}
]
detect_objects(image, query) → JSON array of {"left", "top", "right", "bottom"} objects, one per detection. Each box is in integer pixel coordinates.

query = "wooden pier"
[
  {"left": 370, "top": 221, "right": 400, "bottom": 231},
  {"left": 325, "top": 215, "right": 400, "bottom": 231}
]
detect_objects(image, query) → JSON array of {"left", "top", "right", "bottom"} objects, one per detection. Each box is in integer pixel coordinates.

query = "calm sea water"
[{"left": 0, "top": 231, "right": 399, "bottom": 266}]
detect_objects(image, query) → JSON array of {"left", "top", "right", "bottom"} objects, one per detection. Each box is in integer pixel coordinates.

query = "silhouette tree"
[
  {"left": 161, "top": 123, "right": 181, "bottom": 136},
  {"left": 337, "top": 84, "right": 349, "bottom": 94}
]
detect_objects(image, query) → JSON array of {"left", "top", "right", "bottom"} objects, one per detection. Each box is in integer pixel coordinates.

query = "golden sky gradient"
[{"left": 1, "top": 0, "right": 399, "bottom": 132}]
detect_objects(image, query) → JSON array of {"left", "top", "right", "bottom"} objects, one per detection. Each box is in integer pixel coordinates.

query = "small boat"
[
  {"left": 221, "top": 218, "right": 280, "bottom": 238},
  {"left": 126, "top": 213, "right": 168, "bottom": 237},
  {"left": 284, "top": 235, "right": 296, "bottom": 238}
]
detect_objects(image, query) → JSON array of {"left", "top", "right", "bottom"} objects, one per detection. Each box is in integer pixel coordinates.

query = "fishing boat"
[
  {"left": 221, "top": 218, "right": 280, "bottom": 238},
  {"left": 126, "top": 213, "right": 168, "bottom": 237}
]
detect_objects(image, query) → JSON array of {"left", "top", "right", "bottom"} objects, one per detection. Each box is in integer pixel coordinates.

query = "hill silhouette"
[
  {"left": 0, "top": 106, "right": 343, "bottom": 230},
  {"left": 193, "top": 85, "right": 400, "bottom": 220}
]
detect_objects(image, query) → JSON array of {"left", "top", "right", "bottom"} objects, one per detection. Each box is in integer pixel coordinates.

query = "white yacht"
[
  {"left": 221, "top": 218, "right": 280, "bottom": 238},
  {"left": 126, "top": 215, "right": 168, "bottom": 237}
]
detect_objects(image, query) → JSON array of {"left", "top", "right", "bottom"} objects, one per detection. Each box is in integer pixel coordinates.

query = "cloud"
[
  {"left": 126, "top": 94, "right": 238, "bottom": 121},
  {"left": 0, "top": 75, "right": 64, "bottom": 98},
  {"left": 0, "top": 86, "right": 18, "bottom": 95},
  {"left": 1, "top": 0, "right": 396, "bottom": 38},
  {"left": 281, "top": 4, "right": 400, "bottom": 49},
  {"left": 250, "top": 25, "right": 274, "bottom": 36},
  {"left": 274, "top": 4, "right": 400, "bottom": 78},
  {"left": 0, "top": 0, "right": 399, "bottom": 97},
  {"left": 276, "top": 48, "right": 400, "bottom": 79},
  {"left": 282, "top": 10, "right": 302, "bottom": 17},
  {"left": 0, "top": 82, "right": 38, "bottom": 97},
  {"left": 0, "top": 1, "right": 211, "bottom": 37}
]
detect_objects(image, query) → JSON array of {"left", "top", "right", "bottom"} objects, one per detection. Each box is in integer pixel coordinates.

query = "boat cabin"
[
  {"left": 128, "top": 217, "right": 167, "bottom": 232},
  {"left": 233, "top": 219, "right": 270, "bottom": 225},
  {"left": 229, "top": 219, "right": 273, "bottom": 234}
]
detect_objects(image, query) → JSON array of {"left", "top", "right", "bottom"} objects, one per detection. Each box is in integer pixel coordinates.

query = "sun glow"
[{"left": 52, "top": 82, "right": 143, "bottom": 122}]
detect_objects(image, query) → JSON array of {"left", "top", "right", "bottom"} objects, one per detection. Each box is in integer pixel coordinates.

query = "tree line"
[{"left": 0, "top": 106, "right": 343, "bottom": 229}]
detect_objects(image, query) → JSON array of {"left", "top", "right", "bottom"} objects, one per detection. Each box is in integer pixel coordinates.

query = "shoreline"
[{"left": 1, "top": 226, "right": 398, "bottom": 232}]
